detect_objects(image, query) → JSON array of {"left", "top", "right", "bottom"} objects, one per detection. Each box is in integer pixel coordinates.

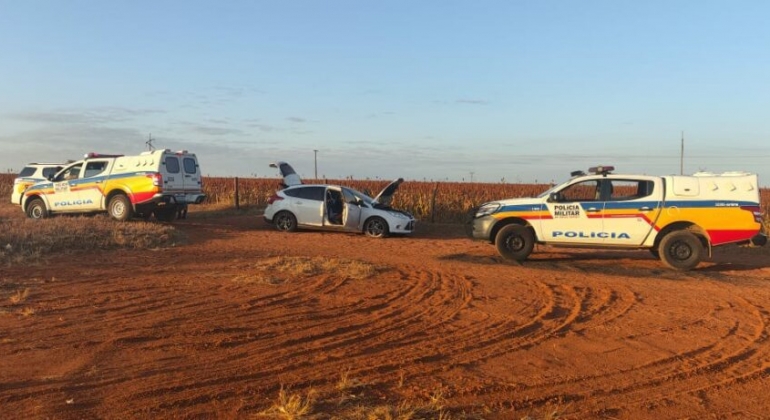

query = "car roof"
[{"left": 285, "top": 183, "right": 341, "bottom": 189}]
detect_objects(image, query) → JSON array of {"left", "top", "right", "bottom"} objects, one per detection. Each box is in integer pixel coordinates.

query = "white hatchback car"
[
  {"left": 11, "top": 162, "right": 66, "bottom": 205},
  {"left": 264, "top": 162, "right": 416, "bottom": 238}
]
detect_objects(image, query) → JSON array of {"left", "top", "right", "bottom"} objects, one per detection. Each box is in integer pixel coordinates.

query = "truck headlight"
[{"left": 475, "top": 203, "right": 501, "bottom": 218}]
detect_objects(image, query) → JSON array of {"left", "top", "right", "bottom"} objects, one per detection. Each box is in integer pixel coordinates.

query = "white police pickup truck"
[
  {"left": 21, "top": 150, "right": 206, "bottom": 222},
  {"left": 468, "top": 166, "right": 766, "bottom": 270}
]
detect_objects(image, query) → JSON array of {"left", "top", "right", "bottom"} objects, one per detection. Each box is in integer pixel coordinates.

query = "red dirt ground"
[{"left": 2, "top": 214, "right": 770, "bottom": 419}]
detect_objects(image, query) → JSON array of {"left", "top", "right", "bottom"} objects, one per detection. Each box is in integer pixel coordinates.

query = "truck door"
[
  {"left": 601, "top": 178, "right": 661, "bottom": 246},
  {"left": 78, "top": 159, "right": 113, "bottom": 209},
  {"left": 540, "top": 179, "right": 606, "bottom": 245},
  {"left": 161, "top": 153, "right": 184, "bottom": 199},
  {"left": 49, "top": 162, "right": 89, "bottom": 212},
  {"left": 181, "top": 154, "right": 202, "bottom": 199}
]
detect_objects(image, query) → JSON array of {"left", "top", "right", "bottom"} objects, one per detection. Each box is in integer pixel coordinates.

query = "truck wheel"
[
  {"left": 108, "top": 194, "right": 133, "bottom": 222},
  {"left": 495, "top": 224, "right": 534, "bottom": 261},
  {"left": 274, "top": 211, "right": 297, "bottom": 232},
  {"left": 658, "top": 231, "right": 703, "bottom": 271},
  {"left": 26, "top": 198, "right": 49, "bottom": 219},
  {"left": 364, "top": 217, "right": 389, "bottom": 238}
]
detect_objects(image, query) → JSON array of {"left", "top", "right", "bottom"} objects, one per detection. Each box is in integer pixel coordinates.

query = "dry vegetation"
[
  {"left": 0, "top": 193, "right": 179, "bottom": 266},
  {"left": 258, "top": 382, "right": 467, "bottom": 420},
  {"left": 232, "top": 256, "right": 382, "bottom": 285},
  {"left": 201, "top": 176, "right": 547, "bottom": 223}
]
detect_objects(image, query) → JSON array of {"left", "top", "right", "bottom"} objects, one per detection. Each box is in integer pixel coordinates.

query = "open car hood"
[
  {"left": 372, "top": 178, "right": 403, "bottom": 207},
  {"left": 269, "top": 161, "right": 302, "bottom": 187}
]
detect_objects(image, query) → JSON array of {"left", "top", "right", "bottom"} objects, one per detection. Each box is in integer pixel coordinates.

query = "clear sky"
[{"left": 1, "top": 1, "right": 769, "bottom": 184}]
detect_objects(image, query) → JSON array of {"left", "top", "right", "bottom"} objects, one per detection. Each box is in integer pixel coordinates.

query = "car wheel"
[
  {"left": 364, "top": 217, "right": 389, "bottom": 238},
  {"left": 26, "top": 198, "right": 49, "bottom": 219},
  {"left": 108, "top": 194, "right": 133, "bottom": 222},
  {"left": 495, "top": 224, "right": 534, "bottom": 261},
  {"left": 274, "top": 211, "right": 297, "bottom": 232},
  {"left": 658, "top": 230, "right": 703, "bottom": 271},
  {"left": 154, "top": 207, "right": 176, "bottom": 222}
]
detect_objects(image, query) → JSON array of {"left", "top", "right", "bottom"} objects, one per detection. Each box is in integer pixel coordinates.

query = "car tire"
[
  {"left": 274, "top": 211, "right": 297, "bottom": 232},
  {"left": 658, "top": 230, "right": 703, "bottom": 271},
  {"left": 495, "top": 224, "right": 534, "bottom": 261},
  {"left": 108, "top": 194, "right": 133, "bottom": 222},
  {"left": 364, "top": 217, "right": 389, "bottom": 238},
  {"left": 26, "top": 198, "right": 49, "bottom": 219}
]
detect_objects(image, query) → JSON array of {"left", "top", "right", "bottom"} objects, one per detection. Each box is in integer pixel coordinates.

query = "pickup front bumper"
[{"left": 466, "top": 214, "right": 496, "bottom": 241}]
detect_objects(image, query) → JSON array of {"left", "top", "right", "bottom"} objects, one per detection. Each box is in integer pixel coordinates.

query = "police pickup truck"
[
  {"left": 468, "top": 166, "right": 766, "bottom": 270},
  {"left": 21, "top": 150, "right": 206, "bottom": 222}
]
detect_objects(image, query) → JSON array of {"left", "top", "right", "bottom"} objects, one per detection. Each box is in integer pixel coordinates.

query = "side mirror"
[
  {"left": 47, "top": 174, "right": 55, "bottom": 181},
  {"left": 549, "top": 192, "right": 561, "bottom": 202}
]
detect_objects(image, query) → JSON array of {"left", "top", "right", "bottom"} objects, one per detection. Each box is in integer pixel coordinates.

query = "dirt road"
[{"left": 2, "top": 215, "right": 770, "bottom": 419}]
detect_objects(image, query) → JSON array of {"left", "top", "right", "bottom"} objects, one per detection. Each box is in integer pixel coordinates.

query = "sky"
[{"left": 1, "top": 0, "right": 769, "bottom": 185}]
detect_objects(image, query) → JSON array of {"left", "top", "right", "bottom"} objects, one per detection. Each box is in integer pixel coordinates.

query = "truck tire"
[
  {"left": 658, "top": 231, "right": 703, "bottom": 271},
  {"left": 26, "top": 198, "right": 49, "bottom": 219},
  {"left": 108, "top": 194, "right": 133, "bottom": 222},
  {"left": 495, "top": 224, "right": 534, "bottom": 262},
  {"left": 274, "top": 211, "right": 297, "bottom": 232}
]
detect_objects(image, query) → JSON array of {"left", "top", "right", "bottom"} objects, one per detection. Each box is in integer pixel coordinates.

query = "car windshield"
[
  {"left": 537, "top": 183, "right": 561, "bottom": 198},
  {"left": 343, "top": 187, "right": 375, "bottom": 205}
]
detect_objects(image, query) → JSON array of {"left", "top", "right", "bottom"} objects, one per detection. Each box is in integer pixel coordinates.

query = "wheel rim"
[
  {"left": 669, "top": 241, "right": 693, "bottom": 261},
  {"left": 504, "top": 235, "right": 524, "bottom": 252},
  {"left": 276, "top": 214, "right": 292, "bottom": 231},
  {"left": 112, "top": 201, "right": 126, "bottom": 218},
  {"left": 30, "top": 205, "right": 42, "bottom": 218},
  {"left": 366, "top": 220, "right": 385, "bottom": 236}
]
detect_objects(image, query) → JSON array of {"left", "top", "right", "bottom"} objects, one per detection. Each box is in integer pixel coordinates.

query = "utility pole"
[
  {"left": 469, "top": 171, "right": 475, "bottom": 183},
  {"left": 680, "top": 131, "right": 684, "bottom": 175},
  {"left": 146, "top": 133, "right": 155, "bottom": 152},
  {"left": 313, "top": 149, "right": 318, "bottom": 180}
]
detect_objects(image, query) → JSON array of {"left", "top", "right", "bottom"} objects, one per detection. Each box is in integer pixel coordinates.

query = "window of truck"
[{"left": 165, "top": 157, "right": 180, "bottom": 173}]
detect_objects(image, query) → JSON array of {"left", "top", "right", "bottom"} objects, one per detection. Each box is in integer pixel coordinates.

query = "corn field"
[
  {"left": 2, "top": 173, "right": 770, "bottom": 225},
  {"left": 202, "top": 177, "right": 548, "bottom": 223}
]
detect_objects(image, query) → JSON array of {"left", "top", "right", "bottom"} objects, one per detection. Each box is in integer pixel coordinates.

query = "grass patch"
[
  {"left": 9, "top": 288, "right": 29, "bottom": 304},
  {"left": 234, "top": 256, "right": 383, "bottom": 286},
  {"left": 0, "top": 203, "right": 180, "bottom": 265},
  {"left": 258, "top": 386, "right": 316, "bottom": 420}
]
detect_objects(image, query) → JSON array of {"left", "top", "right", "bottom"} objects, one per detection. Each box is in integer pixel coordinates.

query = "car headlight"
[
  {"left": 388, "top": 211, "right": 410, "bottom": 219},
  {"left": 475, "top": 203, "right": 501, "bottom": 218}
]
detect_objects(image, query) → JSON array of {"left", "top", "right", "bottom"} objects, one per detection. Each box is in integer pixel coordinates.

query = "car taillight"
[
  {"left": 267, "top": 194, "right": 283, "bottom": 205},
  {"left": 148, "top": 173, "right": 162, "bottom": 188},
  {"left": 741, "top": 206, "right": 763, "bottom": 224}
]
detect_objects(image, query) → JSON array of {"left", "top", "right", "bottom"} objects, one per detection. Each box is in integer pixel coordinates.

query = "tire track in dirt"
[
  {"left": 456, "top": 273, "right": 770, "bottom": 416},
  {"left": 4, "top": 219, "right": 770, "bottom": 419}
]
